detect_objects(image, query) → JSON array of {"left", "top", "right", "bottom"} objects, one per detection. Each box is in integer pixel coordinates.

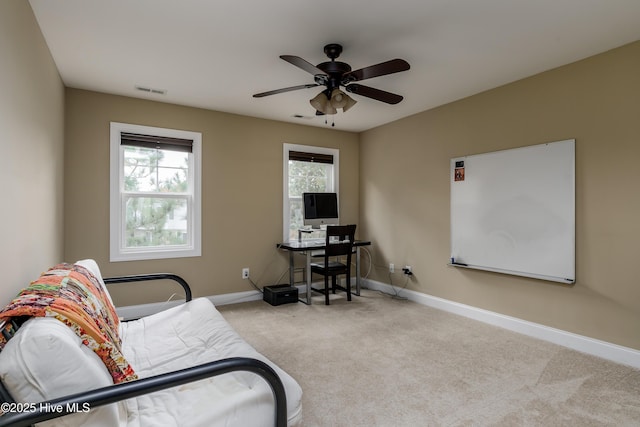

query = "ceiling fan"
[{"left": 253, "top": 43, "right": 410, "bottom": 116}]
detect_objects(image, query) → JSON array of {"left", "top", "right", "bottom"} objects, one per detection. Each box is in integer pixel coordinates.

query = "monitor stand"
[{"left": 298, "top": 228, "right": 314, "bottom": 241}]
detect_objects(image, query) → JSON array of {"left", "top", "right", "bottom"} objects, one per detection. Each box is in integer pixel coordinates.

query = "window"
[
  {"left": 110, "top": 122, "right": 202, "bottom": 261},
  {"left": 283, "top": 143, "right": 339, "bottom": 240}
]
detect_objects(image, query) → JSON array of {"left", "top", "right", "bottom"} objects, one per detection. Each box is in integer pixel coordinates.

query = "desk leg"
[
  {"left": 305, "top": 251, "right": 312, "bottom": 305},
  {"left": 288, "top": 251, "right": 295, "bottom": 287},
  {"left": 291, "top": 250, "right": 312, "bottom": 305},
  {"left": 355, "top": 246, "right": 362, "bottom": 296}
]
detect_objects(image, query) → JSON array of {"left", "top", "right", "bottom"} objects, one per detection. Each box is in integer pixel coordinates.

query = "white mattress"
[{"left": 119, "top": 298, "right": 302, "bottom": 427}]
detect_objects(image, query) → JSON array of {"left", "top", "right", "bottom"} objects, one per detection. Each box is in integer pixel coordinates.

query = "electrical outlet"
[
  {"left": 242, "top": 268, "right": 250, "bottom": 279},
  {"left": 389, "top": 263, "right": 395, "bottom": 273},
  {"left": 403, "top": 266, "right": 413, "bottom": 275}
]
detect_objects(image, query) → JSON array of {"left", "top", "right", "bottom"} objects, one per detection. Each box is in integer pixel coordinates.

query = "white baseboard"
[
  {"left": 115, "top": 284, "right": 322, "bottom": 320},
  {"left": 115, "top": 290, "right": 263, "bottom": 320},
  {"left": 364, "top": 279, "right": 640, "bottom": 369},
  {"left": 116, "top": 280, "right": 640, "bottom": 369}
]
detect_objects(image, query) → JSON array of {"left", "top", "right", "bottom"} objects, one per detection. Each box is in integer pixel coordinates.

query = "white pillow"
[{"left": 0, "top": 317, "right": 125, "bottom": 426}]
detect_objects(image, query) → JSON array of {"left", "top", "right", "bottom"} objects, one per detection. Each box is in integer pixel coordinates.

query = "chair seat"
[
  {"left": 310, "top": 248, "right": 357, "bottom": 258},
  {"left": 310, "top": 261, "right": 347, "bottom": 272}
]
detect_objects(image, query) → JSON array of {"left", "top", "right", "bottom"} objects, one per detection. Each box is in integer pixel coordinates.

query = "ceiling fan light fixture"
[
  {"left": 342, "top": 93, "right": 358, "bottom": 112},
  {"left": 310, "top": 91, "right": 337, "bottom": 115},
  {"left": 329, "top": 88, "right": 357, "bottom": 112},
  {"left": 324, "top": 103, "right": 337, "bottom": 115},
  {"left": 330, "top": 88, "right": 347, "bottom": 108},
  {"left": 309, "top": 92, "right": 328, "bottom": 112}
]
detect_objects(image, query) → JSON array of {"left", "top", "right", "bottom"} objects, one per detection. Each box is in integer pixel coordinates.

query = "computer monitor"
[{"left": 302, "top": 192, "right": 339, "bottom": 228}]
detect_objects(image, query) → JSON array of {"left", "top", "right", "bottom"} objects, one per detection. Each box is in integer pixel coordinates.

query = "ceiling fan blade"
[
  {"left": 280, "top": 55, "right": 328, "bottom": 76},
  {"left": 253, "top": 84, "right": 319, "bottom": 98},
  {"left": 342, "top": 59, "right": 410, "bottom": 83},
  {"left": 345, "top": 84, "right": 404, "bottom": 104}
]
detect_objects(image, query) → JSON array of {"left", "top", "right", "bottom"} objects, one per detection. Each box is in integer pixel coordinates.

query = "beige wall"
[
  {"left": 0, "top": 1, "right": 65, "bottom": 306},
  {"left": 64, "top": 89, "right": 359, "bottom": 305},
  {"left": 360, "top": 41, "right": 640, "bottom": 350},
  {"left": 6, "top": 0, "right": 637, "bottom": 352}
]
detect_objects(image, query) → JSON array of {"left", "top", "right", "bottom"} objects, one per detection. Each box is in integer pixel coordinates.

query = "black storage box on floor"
[{"left": 263, "top": 284, "right": 298, "bottom": 306}]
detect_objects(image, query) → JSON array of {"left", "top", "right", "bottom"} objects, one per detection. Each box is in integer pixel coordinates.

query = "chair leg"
[
  {"left": 332, "top": 275, "right": 337, "bottom": 294},
  {"left": 324, "top": 275, "right": 330, "bottom": 305},
  {"left": 346, "top": 274, "right": 352, "bottom": 301}
]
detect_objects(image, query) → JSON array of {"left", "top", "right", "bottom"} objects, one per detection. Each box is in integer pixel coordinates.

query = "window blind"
[
  {"left": 120, "top": 132, "right": 193, "bottom": 153},
  {"left": 288, "top": 150, "right": 333, "bottom": 164}
]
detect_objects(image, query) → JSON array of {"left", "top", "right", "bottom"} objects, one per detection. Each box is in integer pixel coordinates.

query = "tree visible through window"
[
  {"left": 110, "top": 123, "right": 201, "bottom": 261},
  {"left": 283, "top": 144, "right": 339, "bottom": 240},
  {"left": 123, "top": 146, "right": 189, "bottom": 247}
]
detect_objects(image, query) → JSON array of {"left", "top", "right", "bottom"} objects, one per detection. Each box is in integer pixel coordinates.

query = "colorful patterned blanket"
[{"left": 0, "top": 263, "right": 137, "bottom": 384}]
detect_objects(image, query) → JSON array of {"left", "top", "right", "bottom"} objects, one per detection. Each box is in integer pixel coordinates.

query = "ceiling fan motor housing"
[
  {"left": 316, "top": 61, "right": 351, "bottom": 92},
  {"left": 316, "top": 44, "right": 352, "bottom": 93}
]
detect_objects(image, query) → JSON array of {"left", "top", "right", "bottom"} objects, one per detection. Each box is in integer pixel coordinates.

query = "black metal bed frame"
[{"left": 0, "top": 274, "right": 288, "bottom": 427}]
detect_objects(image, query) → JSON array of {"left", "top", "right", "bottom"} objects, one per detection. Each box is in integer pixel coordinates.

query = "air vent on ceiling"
[
  {"left": 292, "top": 114, "right": 313, "bottom": 120},
  {"left": 135, "top": 85, "right": 167, "bottom": 95}
]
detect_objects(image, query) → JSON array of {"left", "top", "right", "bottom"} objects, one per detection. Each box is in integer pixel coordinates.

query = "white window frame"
[
  {"left": 283, "top": 143, "right": 339, "bottom": 241},
  {"left": 110, "top": 122, "right": 202, "bottom": 261}
]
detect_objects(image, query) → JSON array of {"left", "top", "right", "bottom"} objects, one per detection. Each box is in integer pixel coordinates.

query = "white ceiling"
[{"left": 29, "top": 0, "right": 640, "bottom": 133}]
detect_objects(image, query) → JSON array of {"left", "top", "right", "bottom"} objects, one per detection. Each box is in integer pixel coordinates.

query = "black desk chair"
[{"left": 310, "top": 224, "right": 356, "bottom": 305}]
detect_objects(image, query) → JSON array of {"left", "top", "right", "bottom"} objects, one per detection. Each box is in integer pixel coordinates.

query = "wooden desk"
[{"left": 277, "top": 239, "right": 371, "bottom": 305}]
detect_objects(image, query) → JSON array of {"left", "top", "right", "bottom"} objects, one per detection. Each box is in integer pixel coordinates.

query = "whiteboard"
[{"left": 450, "top": 140, "right": 575, "bottom": 283}]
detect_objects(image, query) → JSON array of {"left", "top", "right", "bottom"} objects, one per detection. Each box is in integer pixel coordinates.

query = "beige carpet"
[{"left": 218, "top": 289, "right": 640, "bottom": 426}]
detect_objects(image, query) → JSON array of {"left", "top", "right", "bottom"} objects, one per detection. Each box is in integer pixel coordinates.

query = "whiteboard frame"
[{"left": 450, "top": 140, "right": 575, "bottom": 284}]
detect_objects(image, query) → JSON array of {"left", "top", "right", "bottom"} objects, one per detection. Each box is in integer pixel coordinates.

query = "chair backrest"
[{"left": 323, "top": 225, "right": 356, "bottom": 267}]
